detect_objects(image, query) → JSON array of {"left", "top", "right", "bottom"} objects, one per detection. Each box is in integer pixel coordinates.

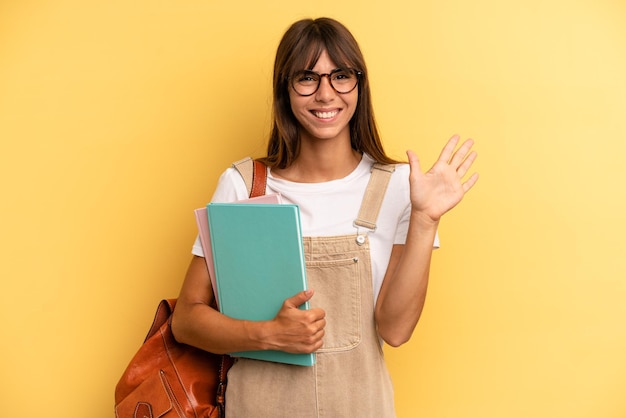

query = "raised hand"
[{"left": 406, "top": 135, "right": 479, "bottom": 222}]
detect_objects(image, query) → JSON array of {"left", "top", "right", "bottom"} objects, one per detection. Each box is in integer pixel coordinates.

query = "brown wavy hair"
[{"left": 259, "top": 17, "right": 399, "bottom": 168}]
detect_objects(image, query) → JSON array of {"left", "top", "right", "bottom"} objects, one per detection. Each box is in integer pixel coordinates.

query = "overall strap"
[
  {"left": 353, "top": 163, "right": 396, "bottom": 231},
  {"left": 232, "top": 157, "right": 267, "bottom": 198}
]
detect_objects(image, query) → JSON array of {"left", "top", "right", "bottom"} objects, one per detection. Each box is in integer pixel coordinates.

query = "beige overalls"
[{"left": 226, "top": 164, "right": 397, "bottom": 418}]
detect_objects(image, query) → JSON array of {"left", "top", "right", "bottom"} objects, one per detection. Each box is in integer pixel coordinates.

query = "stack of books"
[{"left": 194, "top": 194, "right": 315, "bottom": 366}]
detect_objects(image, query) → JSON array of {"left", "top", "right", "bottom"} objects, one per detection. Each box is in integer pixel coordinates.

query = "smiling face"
[{"left": 288, "top": 50, "right": 358, "bottom": 145}]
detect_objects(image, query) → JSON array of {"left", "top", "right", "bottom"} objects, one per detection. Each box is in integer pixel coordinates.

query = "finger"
[
  {"left": 449, "top": 138, "right": 475, "bottom": 168},
  {"left": 285, "top": 289, "right": 314, "bottom": 309},
  {"left": 436, "top": 134, "right": 461, "bottom": 163},
  {"left": 463, "top": 172, "right": 480, "bottom": 193},
  {"left": 306, "top": 307, "right": 326, "bottom": 322},
  {"left": 405, "top": 149, "right": 422, "bottom": 175},
  {"left": 306, "top": 330, "right": 325, "bottom": 353},
  {"left": 456, "top": 149, "right": 478, "bottom": 179}
]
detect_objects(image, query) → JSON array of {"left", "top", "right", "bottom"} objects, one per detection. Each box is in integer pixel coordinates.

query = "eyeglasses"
[{"left": 290, "top": 68, "right": 362, "bottom": 96}]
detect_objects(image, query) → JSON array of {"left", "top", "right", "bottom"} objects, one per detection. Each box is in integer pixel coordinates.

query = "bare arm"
[
  {"left": 375, "top": 135, "right": 478, "bottom": 346},
  {"left": 171, "top": 255, "right": 326, "bottom": 354}
]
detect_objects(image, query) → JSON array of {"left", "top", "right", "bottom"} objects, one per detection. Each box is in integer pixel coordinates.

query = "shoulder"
[
  {"left": 379, "top": 159, "right": 410, "bottom": 190},
  {"left": 365, "top": 154, "right": 409, "bottom": 177},
  {"left": 211, "top": 165, "right": 250, "bottom": 203},
  {"left": 360, "top": 154, "right": 409, "bottom": 194},
  {"left": 390, "top": 162, "right": 410, "bottom": 182},
  {"left": 381, "top": 162, "right": 410, "bottom": 208}
]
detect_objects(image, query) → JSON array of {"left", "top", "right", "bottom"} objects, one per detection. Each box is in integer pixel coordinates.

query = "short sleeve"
[{"left": 191, "top": 167, "right": 250, "bottom": 257}]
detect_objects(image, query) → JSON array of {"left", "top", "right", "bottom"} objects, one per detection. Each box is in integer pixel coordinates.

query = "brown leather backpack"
[
  {"left": 114, "top": 158, "right": 267, "bottom": 417},
  {"left": 115, "top": 299, "right": 234, "bottom": 418}
]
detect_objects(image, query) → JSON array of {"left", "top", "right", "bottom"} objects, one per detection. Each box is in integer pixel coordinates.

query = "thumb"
[
  {"left": 285, "top": 289, "right": 314, "bottom": 309},
  {"left": 406, "top": 149, "right": 422, "bottom": 174}
]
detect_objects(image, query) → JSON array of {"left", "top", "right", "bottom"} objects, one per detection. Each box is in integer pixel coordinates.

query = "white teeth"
[{"left": 313, "top": 110, "right": 338, "bottom": 119}]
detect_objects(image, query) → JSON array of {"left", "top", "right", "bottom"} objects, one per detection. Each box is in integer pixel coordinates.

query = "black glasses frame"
[{"left": 290, "top": 68, "right": 363, "bottom": 97}]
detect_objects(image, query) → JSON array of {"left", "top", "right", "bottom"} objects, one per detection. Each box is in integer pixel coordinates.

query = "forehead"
[
  {"left": 296, "top": 42, "right": 353, "bottom": 72},
  {"left": 309, "top": 50, "right": 338, "bottom": 71}
]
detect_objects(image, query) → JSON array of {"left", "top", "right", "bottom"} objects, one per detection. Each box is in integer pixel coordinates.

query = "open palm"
[{"left": 407, "top": 135, "right": 479, "bottom": 222}]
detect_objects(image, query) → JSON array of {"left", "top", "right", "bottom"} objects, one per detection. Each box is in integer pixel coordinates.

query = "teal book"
[{"left": 207, "top": 203, "right": 315, "bottom": 366}]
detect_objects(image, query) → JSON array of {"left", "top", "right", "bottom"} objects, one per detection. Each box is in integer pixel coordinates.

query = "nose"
[{"left": 315, "top": 74, "right": 335, "bottom": 101}]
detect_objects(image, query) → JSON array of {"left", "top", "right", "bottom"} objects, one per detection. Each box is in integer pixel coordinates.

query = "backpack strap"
[
  {"left": 232, "top": 157, "right": 267, "bottom": 198},
  {"left": 353, "top": 163, "right": 396, "bottom": 231}
]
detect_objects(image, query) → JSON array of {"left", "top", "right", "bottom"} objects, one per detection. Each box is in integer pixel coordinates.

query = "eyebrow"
[{"left": 303, "top": 67, "right": 343, "bottom": 73}]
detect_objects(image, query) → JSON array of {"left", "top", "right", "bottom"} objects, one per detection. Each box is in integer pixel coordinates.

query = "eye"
[
  {"left": 332, "top": 69, "right": 354, "bottom": 81},
  {"left": 295, "top": 71, "right": 319, "bottom": 83}
]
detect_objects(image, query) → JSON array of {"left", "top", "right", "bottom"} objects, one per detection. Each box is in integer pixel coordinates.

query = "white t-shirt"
[{"left": 192, "top": 154, "right": 439, "bottom": 301}]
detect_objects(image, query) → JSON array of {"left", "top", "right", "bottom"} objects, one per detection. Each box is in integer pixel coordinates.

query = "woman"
[{"left": 172, "top": 17, "right": 478, "bottom": 417}]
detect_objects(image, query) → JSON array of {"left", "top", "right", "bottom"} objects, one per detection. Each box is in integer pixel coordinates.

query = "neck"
[{"left": 273, "top": 134, "right": 362, "bottom": 183}]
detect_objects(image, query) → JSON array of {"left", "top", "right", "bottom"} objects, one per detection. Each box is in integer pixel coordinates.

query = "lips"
[{"left": 312, "top": 109, "right": 339, "bottom": 119}]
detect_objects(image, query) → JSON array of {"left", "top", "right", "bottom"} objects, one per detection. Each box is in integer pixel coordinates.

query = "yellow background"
[{"left": 1, "top": 0, "right": 625, "bottom": 417}]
